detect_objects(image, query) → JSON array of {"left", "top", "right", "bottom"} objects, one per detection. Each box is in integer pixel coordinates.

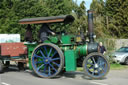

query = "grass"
[
  {"left": 76, "top": 64, "right": 128, "bottom": 71},
  {"left": 110, "top": 63, "right": 128, "bottom": 70},
  {"left": 77, "top": 67, "right": 83, "bottom": 71}
]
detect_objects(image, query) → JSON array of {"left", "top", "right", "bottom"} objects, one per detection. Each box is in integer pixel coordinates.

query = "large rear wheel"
[
  {"left": 83, "top": 52, "right": 110, "bottom": 79},
  {"left": 31, "top": 43, "right": 64, "bottom": 78}
]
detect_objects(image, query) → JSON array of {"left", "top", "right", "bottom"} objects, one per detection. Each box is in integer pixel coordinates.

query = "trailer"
[{"left": 0, "top": 42, "right": 27, "bottom": 72}]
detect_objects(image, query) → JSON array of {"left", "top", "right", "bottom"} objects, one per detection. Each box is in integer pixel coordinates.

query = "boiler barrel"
[{"left": 76, "top": 43, "right": 99, "bottom": 56}]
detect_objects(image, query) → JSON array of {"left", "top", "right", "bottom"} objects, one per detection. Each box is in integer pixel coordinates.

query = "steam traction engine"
[{"left": 18, "top": 10, "right": 110, "bottom": 79}]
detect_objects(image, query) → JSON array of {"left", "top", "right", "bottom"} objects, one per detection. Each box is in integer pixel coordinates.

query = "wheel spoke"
[
  {"left": 32, "top": 44, "right": 63, "bottom": 78},
  {"left": 89, "top": 66, "right": 94, "bottom": 69},
  {"left": 43, "top": 64, "right": 47, "bottom": 72},
  {"left": 101, "top": 66, "right": 106, "bottom": 72},
  {"left": 40, "top": 50, "right": 46, "bottom": 58},
  {"left": 87, "top": 61, "right": 94, "bottom": 65},
  {"left": 48, "top": 48, "right": 53, "bottom": 57},
  {"left": 49, "top": 63, "right": 57, "bottom": 73},
  {"left": 92, "top": 71, "right": 95, "bottom": 75},
  {"left": 84, "top": 53, "right": 109, "bottom": 78},
  {"left": 37, "top": 64, "right": 44, "bottom": 71},
  {"left": 52, "top": 62, "right": 60, "bottom": 67},
  {"left": 100, "top": 62, "right": 105, "bottom": 66},
  {"left": 98, "top": 58, "right": 105, "bottom": 67},
  {"left": 44, "top": 46, "right": 48, "bottom": 55},
  {"left": 97, "top": 57, "right": 101, "bottom": 63},
  {"left": 34, "top": 54, "right": 43, "bottom": 59},
  {"left": 99, "top": 67, "right": 105, "bottom": 74},
  {"left": 92, "top": 57, "right": 96, "bottom": 64},
  {"left": 51, "top": 58, "right": 60, "bottom": 61},
  {"left": 97, "top": 57, "right": 105, "bottom": 72},
  {"left": 99, "top": 57, "right": 105, "bottom": 65},
  {"left": 48, "top": 66, "right": 51, "bottom": 76},
  {"left": 97, "top": 68, "right": 101, "bottom": 75},
  {"left": 99, "top": 61, "right": 106, "bottom": 72},
  {"left": 36, "top": 61, "right": 44, "bottom": 64},
  {"left": 51, "top": 51, "right": 57, "bottom": 58}
]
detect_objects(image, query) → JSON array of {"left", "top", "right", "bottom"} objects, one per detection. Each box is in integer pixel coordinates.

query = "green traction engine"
[{"left": 19, "top": 10, "right": 110, "bottom": 79}]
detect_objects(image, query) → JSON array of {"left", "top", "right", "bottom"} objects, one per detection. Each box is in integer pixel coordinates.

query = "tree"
[
  {"left": 106, "top": 0, "right": 128, "bottom": 38},
  {"left": 0, "top": 0, "right": 46, "bottom": 40},
  {"left": 70, "top": 1, "right": 87, "bottom": 34},
  {"left": 0, "top": 0, "right": 75, "bottom": 40},
  {"left": 90, "top": 0, "right": 109, "bottom": 38},
  {"left": 40, "top": 0, "right": 74, "bottom": 33},
  {"left": 90, "top": 0, "right": 105, "bottom": 16}
]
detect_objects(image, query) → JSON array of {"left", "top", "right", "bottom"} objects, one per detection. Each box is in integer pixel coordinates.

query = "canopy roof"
[{"left": 19, "top": 15, "right": 75, "bottom": 24}]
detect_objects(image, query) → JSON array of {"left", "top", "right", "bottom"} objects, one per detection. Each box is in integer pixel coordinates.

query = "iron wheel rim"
[
  {"left": 32, "top": 44, "right": 62, "bottom": 78},
  {"left": 84, "top": 53, "right": 109, "bottom": 78}
]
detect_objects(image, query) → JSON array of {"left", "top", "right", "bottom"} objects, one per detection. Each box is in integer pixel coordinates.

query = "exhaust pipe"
[
  {"left": 87, "top": 10, "right": 99, "bottom": 53},
  {"left": 88, "top": 10, "right": 94, "bottom": 43}
]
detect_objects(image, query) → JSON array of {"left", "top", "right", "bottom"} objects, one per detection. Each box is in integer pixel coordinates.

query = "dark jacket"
[
  {"left": 39, "top": 24, "right": 53, "bottom": 42},
  {"left": 99, "top": 46, "right": 106, "bottom": 54},
  {"left": 25, "top": 24, "right": 33, "bottom": 42}
]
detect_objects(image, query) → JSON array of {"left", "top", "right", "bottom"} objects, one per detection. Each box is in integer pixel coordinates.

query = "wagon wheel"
[
  {"left": 0, "top": 60, "right": 4, "bottom": 73},
  {"left": 31, "top": 43, "right": 64, "bottom": 78},
  {"left": 83, "top": 52, "right": 110, "bottom": 79}
]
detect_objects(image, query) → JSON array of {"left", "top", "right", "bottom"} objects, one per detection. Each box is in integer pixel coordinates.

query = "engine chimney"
[{"left": 88, "top": 10, "right": 94, "bottom": 43}]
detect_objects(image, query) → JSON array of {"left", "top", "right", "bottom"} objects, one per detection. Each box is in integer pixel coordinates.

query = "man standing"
[{"left": 99, "top": 42, "right": 106, "bottom": 54}]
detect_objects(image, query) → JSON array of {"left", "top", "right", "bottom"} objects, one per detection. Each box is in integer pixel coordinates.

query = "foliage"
[
  {"left": 70, "top": 1, "right": 87, "bottom": 34},
  {"left": 0, "top": 0, "right": 76, "bottom": 41},
  {"left": 90, "top": 0, "right": 128, "bottom": 39},
  {"left": 96, "top": 38, "right": 116, "bottom": 53},
  {"left": 106, "top": 0, "right": 128, "bottom": 38},
  {"left": 90, "top": 0, "right": 110, "bottom": 38},
  {"left": 0, "top": 0, "right": 46, "bottom": 40},
  {"left": 90, "top": 0, "right": 105, "bottom": 16},
  {"left": 0, "top": 0, "right": 128, "bottom": 41}
]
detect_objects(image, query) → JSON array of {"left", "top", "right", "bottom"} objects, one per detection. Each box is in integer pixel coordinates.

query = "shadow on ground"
[
  {"left": 61, "top": 71, "right": 107, "bottom": 80},
  {"left": 1, "top": 66, "right": 107, "bottom": 80}
]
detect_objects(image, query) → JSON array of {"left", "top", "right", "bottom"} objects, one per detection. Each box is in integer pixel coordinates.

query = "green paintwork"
[
  {"left": 60, "top": 44, "right": 87, "bottom": 57},
  {"left": 24, "top": 43, "right": 37, "bottom": 70},
  {"left": 61, "top": 44, "right": 87, "bottom": 71},
  {"left": 49, "top": 36, "right": 58, "bottom": 43},
  {"left": 76, "top": 45, "right": 87, "bottom": 56},
  {"left": 26, "top": 34, "right": 88, "bottom": 71},
  {"left": 44, "top": 36, "right": 58, "bottom": 43},
  {"left": 61, "top": 35, "right": 71, "bottom": 44},
  {"left": 64, "top": 50, "right": 76, "bottom": 71}
]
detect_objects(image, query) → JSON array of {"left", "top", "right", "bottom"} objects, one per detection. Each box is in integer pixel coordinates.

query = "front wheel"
[{"left": 83, "top": 52, "right": 110, "bottom": 79}]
